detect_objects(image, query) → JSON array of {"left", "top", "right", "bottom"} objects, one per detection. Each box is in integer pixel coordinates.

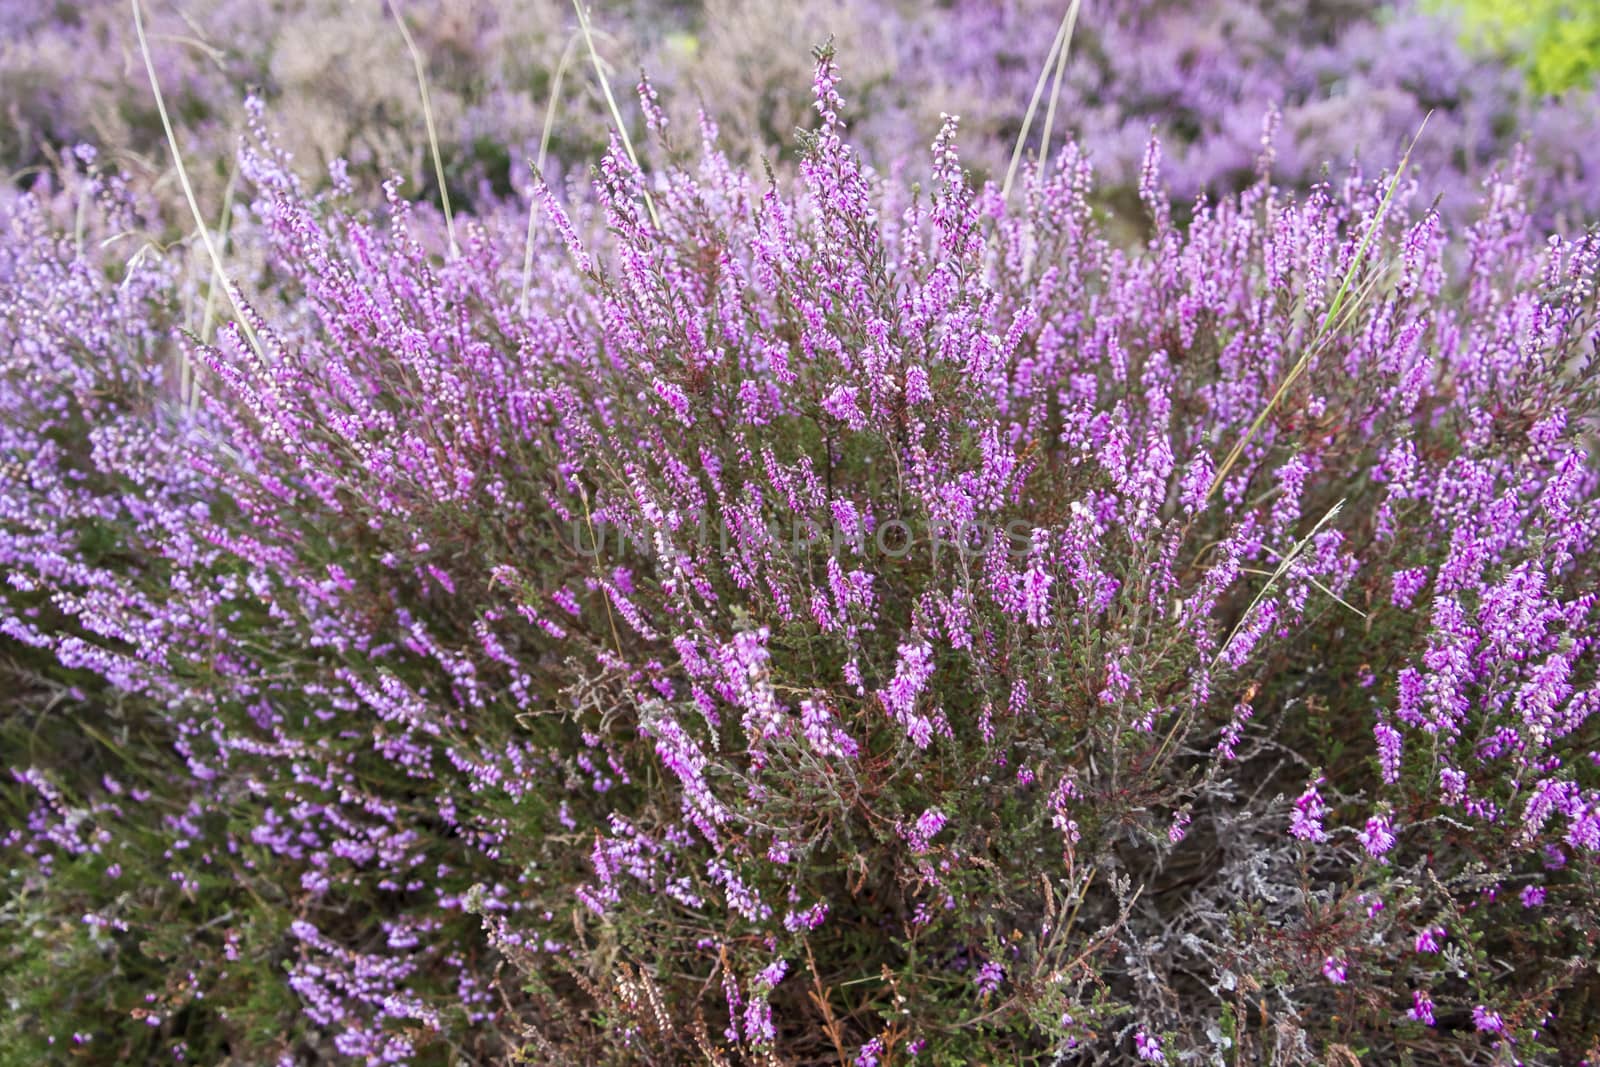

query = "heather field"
[{"left": 4, "top": 1, "right": 1600, "bottom": 1064}]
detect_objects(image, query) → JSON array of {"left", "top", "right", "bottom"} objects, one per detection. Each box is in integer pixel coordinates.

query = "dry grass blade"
[
  {"left": 148, "top": 31, "right": 227, "bottom": 70},
  {"left": 131, "top": 0, "right": 262, "bottom": 368},
  {"left": 1205, "top": 114, "right": 1432, "bottom": 503},
  {"left": 1001, "top": 1, "right": 1079, "bottom": 200},
  {"left": 1147, "top": 501, "right": 1346, "bottom": 772},
  {"left": 191, "top": 163, "right": 237, "bottom": 411},
  {"left": 391, "top": 0, "right": 457, "bottom": 255},
  {"left": 1037, "top": 0, "right": 1084, "bottom": 181},
  {"left": 522, "top": 33, "right": 583, "bottom": 315},
  {"left": 1242, "top": 565, "right": 1367, "bottom": 619},
  {"left": 573, "top": 0, "right": 659, "bottom": 229},
  {"left": 1210, "top": 499, "right": 1345, "bottom": 673}
]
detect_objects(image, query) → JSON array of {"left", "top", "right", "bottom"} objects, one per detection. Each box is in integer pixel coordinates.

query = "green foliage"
[{"left": 1447, "top": 0, "right": 1600, "bottom": 94}]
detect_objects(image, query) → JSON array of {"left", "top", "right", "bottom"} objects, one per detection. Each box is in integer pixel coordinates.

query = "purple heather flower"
[
  {"left": 855, "top": 1038, "right": 885, "bottom": 1067},
  {"left": 755, "top": 959, "right": 789, "bottom": 990},
  {"left": 1415, "top": 926, "right": 1446, "bottom": 953},
  {"left": 1359, "top": 813, "right": 1397, "bottom": 858},
  {"left": 880, "top": 641, "right": 937, "bottom": 748},
  {"left": 1289, "top": 776, "right": 1331, "bottom": 843},
  {"left": 1410, "top": 990, "right": 1436, "bottom": 1026},
  {"left": 904, "top": 807, "right": 948, "bottom": 855}
]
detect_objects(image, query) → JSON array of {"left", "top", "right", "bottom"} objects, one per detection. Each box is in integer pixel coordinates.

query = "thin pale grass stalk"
[
  {"left": 573, "top": 0, "right": 659, "bottom": 229},
  {"left": 1206, "top": 253, "right": 1391, "bottom": 501},
  {"left": 391, "top": 0, "right": 457, "bottom": 255},
  {"left": 1205, "top": 116, "right": 1431, "bottom": 502},
  {"left": 193, "top": 164, "right": 238, "bottom": 412},
  {"left": 1320, "top": 119, "right": 1432, "bottom": 335},
  {"left": 522, "top": 33, "right": 583, "bottom": 315},
  {"left": 169, "top": 6, "right": 227, "bottom": 68},
  {"left": 1146, "top": 500, "right": 1347, "bottom": 774},
  {"left": 131, "top": 0, "right": 263, "bottom": 365},
  {"left": 1055, "top": 865, "right": 1094, "bottom": 946},
  {"left": 197, "top": 165, "right": 238, "bottom": 346},
  {"left": 148, "top": 32, "right": 228, "bottom": 70},
  {"left": 1241, "top": 567, "right": 1367, "bottom": 619},
  {"left": 1210, "top": 499, "right": 1346, "bottom": 673},
  {"left": 578, "top": 483, "right": 626, "bottom": 661},
  {"left": 1207, "top": 255, "right": 1388, "bottom": 440},
  {"left": 1037, "top": 0, "right": 1084, "bottom": 181},
  {"left": 1001, "top": 5, "right": 1072, "bottom": 200},
  {"left": 539, "top": 35, "right": 583, "bottom": 181}
]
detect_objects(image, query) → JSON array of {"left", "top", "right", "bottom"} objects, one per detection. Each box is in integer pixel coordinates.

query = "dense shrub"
[
  {"left": 5, "top": 0, "right": 1600, "bottom": 228},
  {"left": 4, "top": 46, "right": 1600, "bottom": 1063}
]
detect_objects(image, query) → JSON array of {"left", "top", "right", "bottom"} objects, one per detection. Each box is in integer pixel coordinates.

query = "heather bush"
[
  {"left": 6, "top": 0, "right": 1600, "bottom": 229},
  {"left": 5, "top": 39, "right": 1600, "bottom": 1064},
  {"left": 924, "top": 0, "right": 1600, "bottom": 228}
]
